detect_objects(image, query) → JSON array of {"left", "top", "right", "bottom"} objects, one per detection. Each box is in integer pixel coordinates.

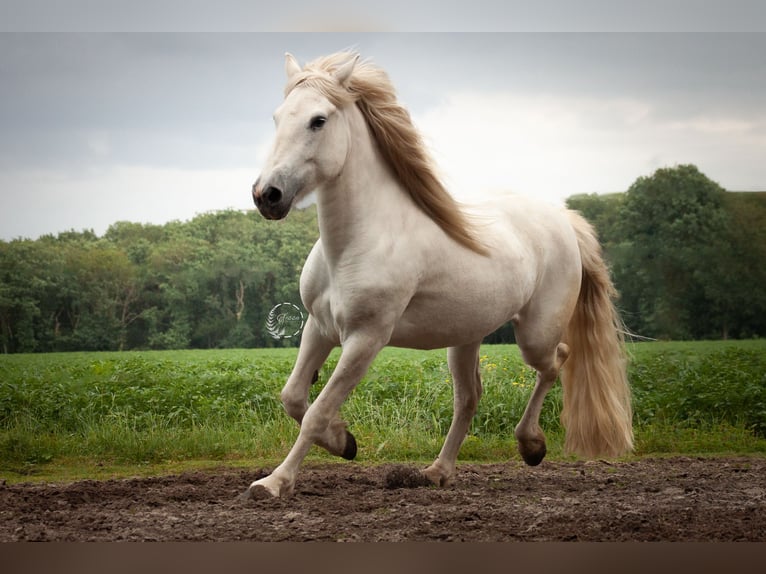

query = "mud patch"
[{"left": 1, "top": 457, "right": 764, "bottom": 541}]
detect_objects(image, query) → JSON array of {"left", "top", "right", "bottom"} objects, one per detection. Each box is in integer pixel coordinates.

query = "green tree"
[
  {"left": 0, "top": 241, "right": 41, "bottom": 353},
  {"left": 0, "top": 205, "right": 318, "bottom": 352},
  {"left": 566, "top": 192, "right": 625, "bottom": 249},
  {"left": 716, "top": 192, "right": 766, "bottom": 338},
  {"left": 614, "top": 165, "right": 730, "bottom": 339},
  {"left": 58, "top": 241, "right": 142, "bottom": 351}
]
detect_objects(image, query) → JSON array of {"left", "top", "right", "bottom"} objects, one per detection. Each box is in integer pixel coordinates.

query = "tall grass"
[{"left": 1, "top": 340, "right": 764, "bottom": 479}]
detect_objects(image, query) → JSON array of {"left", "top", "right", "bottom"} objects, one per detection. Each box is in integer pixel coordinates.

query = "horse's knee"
[
  {"left": 280, "top": 368, "right": 322, "bottom": 422},
  {"left": 280, "top": 388, "right": 306, "bottom": 422}
]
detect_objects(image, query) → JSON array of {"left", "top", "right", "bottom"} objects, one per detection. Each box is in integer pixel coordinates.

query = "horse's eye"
[{"left": 309, "top": 116, "right": 327, "bottom": 131}]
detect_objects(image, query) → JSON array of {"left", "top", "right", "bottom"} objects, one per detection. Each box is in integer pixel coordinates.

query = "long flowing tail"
[{"left": 560, "top": 212, "right": 634, "bottom": 458}]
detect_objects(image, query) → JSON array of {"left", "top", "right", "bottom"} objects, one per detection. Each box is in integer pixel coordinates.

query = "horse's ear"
[
  {"left": 333, "top": 54, "right": 359, "bottom": 86},
  {"left": 285, "top": 53, "right": 301, "bottom": 80}
]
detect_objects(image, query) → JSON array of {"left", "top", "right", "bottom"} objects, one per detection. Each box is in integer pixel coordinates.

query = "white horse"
[{"left": 247, "top": 51, "right": 633, "bottom": 498}]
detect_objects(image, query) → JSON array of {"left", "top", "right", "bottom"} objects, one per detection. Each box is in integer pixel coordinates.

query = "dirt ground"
[{"left": 1, "top": 456, "right": 764, "bottom": 541}]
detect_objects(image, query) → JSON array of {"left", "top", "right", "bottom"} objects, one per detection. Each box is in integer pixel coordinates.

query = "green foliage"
[
  {"left": 1, "top": 341, "right": 764, "bottom": 477},
  {"left": 629, "top": 345, "right": 766, "bottom": 435},
  {"left": 3, "top": 165, "right": 764, "bottom": 354},
  {"left": 567, "top": 165, "right": 766, "bottom": 340},
  {"left": 617, "top": 165, "right": 730, "bottom": 339},
  {"left": 566, "top": 192, "right": 624, "bottom": 246},
  {"left": 0, "top": 208, "right": 319, "bottom": 353}
]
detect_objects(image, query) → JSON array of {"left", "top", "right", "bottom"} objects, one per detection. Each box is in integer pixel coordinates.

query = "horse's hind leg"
[
  {"left": 514, "top": 342, "right": 569, "bottom": 465},
  {"left": 514, "top": 336, "right": 569, "bottom": 466},
  {"left": 423, "top": 341, "right": 483, "bottom": 487},
  {"left": 513, "top": 317, "right": 571, "bottom": 466}
]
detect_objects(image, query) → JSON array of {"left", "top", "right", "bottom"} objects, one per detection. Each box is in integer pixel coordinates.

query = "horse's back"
[{"left": 468, "top": 193, "right": 579, "bottom": 259}]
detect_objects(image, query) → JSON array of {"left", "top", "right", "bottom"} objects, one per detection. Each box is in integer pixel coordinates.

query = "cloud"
[
  {"left": 86, "top": 131, "right": 111, "bottom": 157},
  {"left": 413, "top": 90, "right": 766, "bottom": 203},
  {"left": 3, "top": 32, "right": 765, "bottom": 241}
]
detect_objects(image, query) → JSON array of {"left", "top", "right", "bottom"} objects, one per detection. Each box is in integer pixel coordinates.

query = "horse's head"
[{"left": 252, "top": 53, "right": 358, "bottom": 220}]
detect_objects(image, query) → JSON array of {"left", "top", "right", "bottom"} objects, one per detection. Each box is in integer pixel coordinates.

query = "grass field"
[{"left": 1, "top": 340, "right": 765, "bottom": 483}]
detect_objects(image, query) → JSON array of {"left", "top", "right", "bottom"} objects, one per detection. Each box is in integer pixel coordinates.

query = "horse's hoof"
[
  {"left": 518, "top": 439, "right": 547, "bottom": 466},
  {"left": 422, "top": 465, "right": 452, "bottom": 487},
  {"left": 342, "top": 430, "right": 357, "bottom": 460},
  {"left": 238, "top": 484, "right": 275, "bottom": 502}
]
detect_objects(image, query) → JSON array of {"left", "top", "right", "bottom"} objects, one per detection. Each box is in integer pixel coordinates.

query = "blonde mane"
[{"left": 286, "top": 51, "right": 488, "bottom": 256}]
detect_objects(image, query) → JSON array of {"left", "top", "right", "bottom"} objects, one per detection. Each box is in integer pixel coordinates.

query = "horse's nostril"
[{"left": 264, "top": 186, "right": 283, "bottom": 205}]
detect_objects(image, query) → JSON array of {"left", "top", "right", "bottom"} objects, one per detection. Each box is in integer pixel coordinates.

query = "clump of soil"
[
  {"left": 1, "top": 457, "right": 764, "bottom": 541},
  {"left": 383, "top": 465, "right": 434, "bottom": 489}
]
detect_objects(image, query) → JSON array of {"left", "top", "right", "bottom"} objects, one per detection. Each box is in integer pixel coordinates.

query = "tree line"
[
  {"left": 567, "top": 164, "right": 766, "bottom": 341},
  {"left": 1, "top": 164, "right": 764, "bottom": 353},
  {"left": 1, "top": 208, "right": 319, "bottom": 353}
]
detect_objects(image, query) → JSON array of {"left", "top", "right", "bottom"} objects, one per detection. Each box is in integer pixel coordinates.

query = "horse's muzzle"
[{"left": 252, "top": 180, "right": 291, "bottom": 220}]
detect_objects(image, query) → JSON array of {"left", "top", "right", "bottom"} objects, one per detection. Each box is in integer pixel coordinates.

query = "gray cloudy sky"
[{"left": 1, "top": 30, "right": 765, "bottom": 239}]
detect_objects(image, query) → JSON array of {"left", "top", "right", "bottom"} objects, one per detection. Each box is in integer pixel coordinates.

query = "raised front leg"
[
  {"left": 278, "top": 317, "right": 358, "bottom": 459},
  {"left": 279, "top": 317, "right": 334, "bottom": 425},
  {"left": 423, "top": 342, "right": 483, "bottom": 487},
  {"left": 245, "top": 331, "right": 385, "bottom": 498}
]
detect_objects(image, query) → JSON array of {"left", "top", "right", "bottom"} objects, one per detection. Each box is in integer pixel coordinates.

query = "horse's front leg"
[
  {"left": 279, "top": 317, "right": 334, "bottom": 426},
  {"left": 245, "top": 331, "right": 385, "bottom": 498},
  {"left": 278, "top": 316, "right": 359, "bottom": 458}
]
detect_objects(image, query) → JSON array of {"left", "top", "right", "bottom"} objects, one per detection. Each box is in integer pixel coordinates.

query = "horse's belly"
[
  {"left": 388, "top": 289, "right": 516, "bottom": 350},
  {"left": 300, "top": 235, "right": 536, "bottom": 350}
]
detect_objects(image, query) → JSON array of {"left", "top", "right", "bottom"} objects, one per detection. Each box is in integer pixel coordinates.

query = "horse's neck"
[{"left": 315, "top": 108, "right": 419, "bottom": 265}]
